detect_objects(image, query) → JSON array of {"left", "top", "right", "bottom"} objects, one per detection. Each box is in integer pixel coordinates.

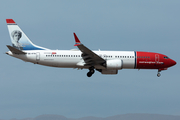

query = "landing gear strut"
[
  {"left": 87, "top": 67, "right": 95, "bottom": 77},
  {"left": 157, "top": 70, "right": 161, "bottom": 77}
]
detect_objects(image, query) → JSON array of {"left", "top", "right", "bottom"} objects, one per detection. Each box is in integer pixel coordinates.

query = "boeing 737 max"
[{"left": 6, "top": 19, "right": 176, "bottom": 77}]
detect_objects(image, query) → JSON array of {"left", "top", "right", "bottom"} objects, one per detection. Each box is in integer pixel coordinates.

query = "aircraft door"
[
  {"left": 155, "top": 54, "right": 159, "bottom": 62},
  {"left": 36, "top": 52, "right": 40, "bottom": 61},
  {"left": 155, "top": 54, "right": 159, "bottom": 65}
]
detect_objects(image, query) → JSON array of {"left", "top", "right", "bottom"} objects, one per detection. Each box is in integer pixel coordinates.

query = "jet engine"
[
  {"left": 106, "top": 59, "right": 123, "bottom": 69},
  {"left": 98, "top": 59, "right": 122, "bottom": 74}
]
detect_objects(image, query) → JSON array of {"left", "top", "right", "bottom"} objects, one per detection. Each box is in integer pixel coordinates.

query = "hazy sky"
[{"left": 0, "top": 0, "right": 179, "bottom": 119}]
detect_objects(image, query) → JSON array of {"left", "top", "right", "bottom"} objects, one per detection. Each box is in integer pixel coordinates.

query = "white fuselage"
[{"left": 8, "top": 50, "right": 136, "bottom": 69}]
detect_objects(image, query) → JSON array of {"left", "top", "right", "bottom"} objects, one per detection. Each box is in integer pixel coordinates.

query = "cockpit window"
[{"left": 164, "top": 56, "right": 169, "bottom": 59}]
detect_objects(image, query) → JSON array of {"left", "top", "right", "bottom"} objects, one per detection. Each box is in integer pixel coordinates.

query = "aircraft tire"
[
  {"left": 87, "top": 72, "right": 92, "bottom": 77},
  {"left": 157, "top": 73, "right": 161, "bottom": 77}
]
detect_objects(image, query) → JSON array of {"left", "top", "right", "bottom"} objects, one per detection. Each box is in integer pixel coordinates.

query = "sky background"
[{"left": 0, "top": 0, "right": 180, "bottom": 119}]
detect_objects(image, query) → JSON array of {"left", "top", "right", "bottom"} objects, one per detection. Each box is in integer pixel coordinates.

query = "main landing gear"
[
  {"left": 87, "top": 67, "right": 95, "bottom": 77},
  {"left": 157, "top": 70, "right": 161, "bottom": 77}
]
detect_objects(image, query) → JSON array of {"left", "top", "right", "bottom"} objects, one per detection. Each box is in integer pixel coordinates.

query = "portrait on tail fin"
[
  {"left": 6, "top": 19, "right": 48, "bottom": 50},
  {"left": 11, "top": 30, "right": 23, "bottom": 50}
]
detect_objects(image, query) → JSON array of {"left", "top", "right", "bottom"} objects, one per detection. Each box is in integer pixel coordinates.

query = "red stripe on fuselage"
[{"left": 136, "top": 51, "right": 173, "bottom": 69}]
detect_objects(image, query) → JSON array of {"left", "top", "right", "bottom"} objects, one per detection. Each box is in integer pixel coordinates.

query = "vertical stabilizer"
[{"left": 6, "top": 19, "right": 49, "bottom": 50}]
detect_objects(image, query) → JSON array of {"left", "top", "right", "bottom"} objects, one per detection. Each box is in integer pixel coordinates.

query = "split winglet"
[{"left": 73, "top": 33, "right": 81, "bottom": 46}]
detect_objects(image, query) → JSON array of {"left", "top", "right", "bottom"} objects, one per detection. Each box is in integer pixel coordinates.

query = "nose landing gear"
[
  {"left": 157, "top": 70, "right": 161, "bottom": 77},
  {"left": 87, "top": 67, "right": 95, "bottom": 77},
  {"left": 157, "top": 72, "right": 161, "bottom": 77}
]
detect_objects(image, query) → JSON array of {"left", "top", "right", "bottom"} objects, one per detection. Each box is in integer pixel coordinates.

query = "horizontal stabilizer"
[{"left": 6, "top": 45, "right": 26, "bottom": 54}]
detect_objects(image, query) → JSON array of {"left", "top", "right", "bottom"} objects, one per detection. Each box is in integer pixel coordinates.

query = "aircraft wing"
[{"left": 73, "top": 33, "right": 106, "bottom": 67}]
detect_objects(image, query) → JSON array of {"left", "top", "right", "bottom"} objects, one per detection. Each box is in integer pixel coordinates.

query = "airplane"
[{"left": 5, "top": 19, "right": 176, "bottom": 77}]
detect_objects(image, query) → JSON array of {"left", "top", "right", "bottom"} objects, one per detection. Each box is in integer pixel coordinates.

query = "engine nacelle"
[
  {"left": 101, "top": 69, "right": 118, "bottom": 74},
  {"left": 106, "top": 59, "right": 123, "bottom": 69}
]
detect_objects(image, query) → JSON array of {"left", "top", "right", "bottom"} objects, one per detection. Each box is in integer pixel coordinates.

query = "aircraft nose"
[{"left": 170, "top": 59, "right": 176, "bottom": 66}]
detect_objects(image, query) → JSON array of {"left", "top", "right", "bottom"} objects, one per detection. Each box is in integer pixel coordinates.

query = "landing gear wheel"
[
  {"left": 87, "top": 67, "right": 95, "bottom": 77},
  {"left": 87, "top": 72, "right": 92, "bottom": 77},
  {"left": 157, "top": 73, "right": 161, "bottom": 77}
]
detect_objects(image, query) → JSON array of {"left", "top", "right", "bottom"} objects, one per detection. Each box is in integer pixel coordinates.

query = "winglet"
[{"left": 73, "top": 33, "right": 81, "bottom": 46}]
